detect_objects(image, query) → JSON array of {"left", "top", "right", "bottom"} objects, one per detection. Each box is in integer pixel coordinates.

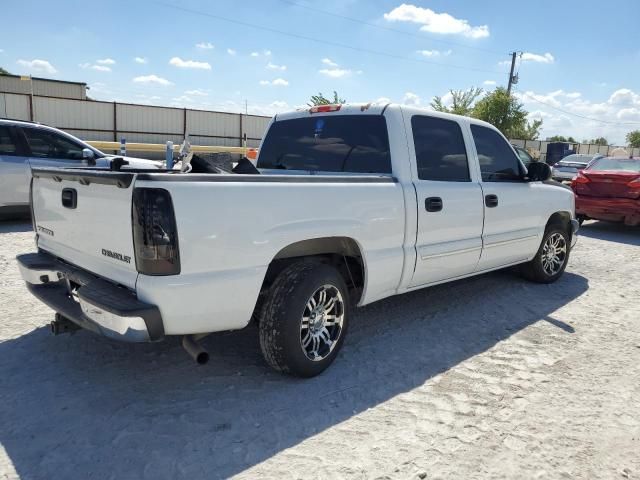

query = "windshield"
[
  {"left": 514, "top": 147, "right": 533, "bottom": 165},
  {"left": 257, "top": 115, "right": 392, "bottom": 173},
  {"left": 589, "top": 157, "right": 640, "bottom": 172}
]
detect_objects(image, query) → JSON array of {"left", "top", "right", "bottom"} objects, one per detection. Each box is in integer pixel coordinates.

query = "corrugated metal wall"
[
  {"left": 512, "top": 139, "right": 640, "bottom": 161},
  {"left": 0, "top": 93, "right": 271, "bottom": 152}
]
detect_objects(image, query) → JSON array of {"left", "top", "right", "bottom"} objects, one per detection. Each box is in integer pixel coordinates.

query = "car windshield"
[
  {"left": 257, "top": 115, "right": 392, "bottom": 173},
  {"left": 514, "top": 147, "right": 533, "bottom": 165},
  {"left": 589, "top": 157, "right": 640, "bottom": 172}
]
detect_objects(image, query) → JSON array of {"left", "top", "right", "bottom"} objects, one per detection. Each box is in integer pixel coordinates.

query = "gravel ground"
[{"left": 1, "top": 220, "right": 639, "bottom": 480}]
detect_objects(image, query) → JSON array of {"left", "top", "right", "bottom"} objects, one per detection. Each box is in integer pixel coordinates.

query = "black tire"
[
  {"left": 258, "top": 260, "right": 350, "bottom": 377},
  {"left": 520, "top": 225, "right": 571, "bottom": 283}
]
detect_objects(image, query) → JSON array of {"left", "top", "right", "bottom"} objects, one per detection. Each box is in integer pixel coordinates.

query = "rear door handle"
[
  {"left": 485, "top": 194, "right": 498, "bottom": 208},
  {"left": 425, "top": 197, "right": 443, "bottom": 212}
]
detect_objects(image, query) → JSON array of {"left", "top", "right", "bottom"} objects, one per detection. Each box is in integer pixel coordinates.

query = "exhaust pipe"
[
  {"left": 51, "top": 313, "right": 81, "bottom": 335},
  {"left": 182, "top": 335, "right": 210, "bottom": 365}
]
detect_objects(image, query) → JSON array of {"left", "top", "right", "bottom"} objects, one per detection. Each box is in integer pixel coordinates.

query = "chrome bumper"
[{"left": 16, "top": 252, "right": 164, "bottom": 342}]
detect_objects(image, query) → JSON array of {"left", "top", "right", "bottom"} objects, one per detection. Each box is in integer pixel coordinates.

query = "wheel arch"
[{"left": 260, "top": 236, "right": 366, "bottom": 306}]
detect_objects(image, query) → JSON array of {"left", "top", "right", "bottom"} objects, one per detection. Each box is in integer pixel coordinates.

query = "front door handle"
[
  {"left": 485, "top": 194, "right": 499, "bottom": 208},
  {"left": 425, "top": 197, "right": 443, "bottom": 212}
]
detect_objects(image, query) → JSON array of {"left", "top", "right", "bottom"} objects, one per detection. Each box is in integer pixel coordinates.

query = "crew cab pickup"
[{"left": 18, "top": 104, "right": 579, "bottom": 377}]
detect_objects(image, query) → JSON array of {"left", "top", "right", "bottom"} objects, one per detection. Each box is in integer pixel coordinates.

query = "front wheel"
[
  {"left": 258, "top": 261, "right": 350, "bottom": 377},
  {"left": 520, "top": 226, "right": 570, "bottom": 283}
]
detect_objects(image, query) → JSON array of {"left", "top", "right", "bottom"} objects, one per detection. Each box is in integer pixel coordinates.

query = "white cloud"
[
  {"left": 521, "top": 52, "right": 555, "bottom": 64},
  {"left": 267, "top": 62, "right": 287, "bottom": 71},
  {"left": 264, "top": 50, "right": 272, "bottom": 56},
  {"left": 134, "top": 57, "right": 148, "bottom": 64},
  {"left": 196, "top": 42, "right": 214, "bottom": 50},
  {"left": 402, "top": 92, "right": 421, "bottom": 106},
  {"left": 250, "top": 52, "right": 259, "bottom": 57},
  {"left": 184, "top": 89, "right": 208, "bottom": 96},
  {"left": 227, "top": 48, "right": 237, "bottom": 55},
  {"left": 384, "top": 4, "right": 489, "bottom": 39},
  {"left": 375, "top": 97, "right": 392, "bottom": 104},
  {"left": 17, "top": 59, "right": 57, "bottom": 74},
  {"left": 319, "top": 68, "right": 352, "bottom": 78},
  {"left": 417, "top": 49, "right": 451, "bottom": 57},
  {"left": 169, "top": 57, "right": 212, "bottom": 70},
  {"left": 516, "top": 87, "right": 640, "bottom": 144},
  {"left": 80, "top": 63, "right": 111, "bottom": 72},
  {"left": 259, "top": 78, "right": 289, "bottom": 86},
  {"left": 96, "top": 58, "right": 115, "bottom": 65},
  {"left": 483, "top": 80, "right": 497, "bottom": 86},
  {"left": 318, "top": 59, "right": 360, "bottom": 78},
  {"left": 133, "top": 74, "right": 173, "bottom": 86}
]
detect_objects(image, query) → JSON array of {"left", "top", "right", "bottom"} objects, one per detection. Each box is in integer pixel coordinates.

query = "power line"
[
  {"left": 516, "top": 90, "right": 640, "bottom": 126},
  {"left": 277, "top": 0, "right": 508, "bottom": 57},
  {"left": 154, "top": 1, "right": 506, "bottom": 75}
]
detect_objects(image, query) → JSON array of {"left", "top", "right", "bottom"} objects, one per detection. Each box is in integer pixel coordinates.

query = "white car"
[
  {"left": 0, "top": 119, "right": 161, "bottom": 216},
  {"left": 551, "top": 154, "right": 601, "bottom": 182},
  {"left": 17, "top": 103, "right": 579, "bottom": 377}
]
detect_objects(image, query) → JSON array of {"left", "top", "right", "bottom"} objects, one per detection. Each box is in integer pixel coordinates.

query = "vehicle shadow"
[
  {"left": 0, "top": 270, "right": 588, "bottom": 479},
  {"left": 0, "top": 220, "right": 32, "bottom": 234},
  {"left": 579, "top": 220, "right": 640, "bottom": 247}
]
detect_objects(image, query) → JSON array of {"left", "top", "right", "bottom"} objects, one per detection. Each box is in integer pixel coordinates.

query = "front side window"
[
  {"left": 257, "top": 115, "right": 391, "bottom": 173},
  {"left": 0, "top": 126, "right": 19, "bottom": 156},
  {"left": 515, "top": 147, "right": 533, "bottom": 166},
  {"left": 22, "top": 128, "right": 85, "bottom": 160},
  {"left": 411, "top": 115, "right": 470, "bottom": 182},
  {"left": 471, "top": 125, "right": 524, "bottom": 182}
]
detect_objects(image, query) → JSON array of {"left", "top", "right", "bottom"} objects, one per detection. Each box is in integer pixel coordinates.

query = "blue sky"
[{"left": 2, "top": 0, "right": 640, "bottom": 143}]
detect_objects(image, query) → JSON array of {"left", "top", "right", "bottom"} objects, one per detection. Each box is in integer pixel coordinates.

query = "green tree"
[
  {"left": 308, "top": 91, "right": 345, "bottom": 106},
  {"left": 0, "top": 66, "right": 10, "bottom": 75},
  {"left": 626, "top": 130, "right": 640, "bottom": 148},
  {"left": 471, "top": 87, "right": 542, "bottom": 140},
  {"left": 588, "top": 137, "right": 608, "bottom": 146},
  {"left": 430, "top": 87, "right": 483, "bottom": 116},
  {"left": 547, "top": 135, "right": 577, "bottom": 142}
]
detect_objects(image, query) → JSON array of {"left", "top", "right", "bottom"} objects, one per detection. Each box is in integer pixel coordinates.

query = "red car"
[{"left": 572, "top": 157, "right": 640, "bottom": 225}]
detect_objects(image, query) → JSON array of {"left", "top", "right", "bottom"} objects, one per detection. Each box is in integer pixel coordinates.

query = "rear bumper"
[
  {"left": 575, "top": 195, "right": 640, "bottom": 225},
  {"left": 16, "top": 252, "right": 164, "bottom": 342}
]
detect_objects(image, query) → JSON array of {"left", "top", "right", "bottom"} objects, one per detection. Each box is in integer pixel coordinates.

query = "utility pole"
[{"left": 506, "top": 51, "right": 518, "bottom": 96}]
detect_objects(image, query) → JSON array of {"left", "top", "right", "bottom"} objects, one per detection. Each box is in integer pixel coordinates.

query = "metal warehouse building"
[{"left": 0, "top": 74, "right": 87, "bottom": 99}]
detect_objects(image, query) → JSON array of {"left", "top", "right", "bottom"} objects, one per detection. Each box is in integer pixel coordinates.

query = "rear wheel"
[
  {"left": 520, "top": 226, "right": 570, "bottom": 283},
  {"left": 258, "top": 261, "right": 350, "bottom": 377}
]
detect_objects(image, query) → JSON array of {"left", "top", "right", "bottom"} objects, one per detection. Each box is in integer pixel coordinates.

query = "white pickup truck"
[{"left": 17, "top": 103, "right": 579, "bottom": 377}]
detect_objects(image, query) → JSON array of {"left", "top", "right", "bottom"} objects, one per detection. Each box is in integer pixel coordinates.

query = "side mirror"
[
  {"left": 526, "top": 162, "right": 552, "bottom": 182},
  {"left": 82, "top": 148, "right": 96, "bottom": 165}
]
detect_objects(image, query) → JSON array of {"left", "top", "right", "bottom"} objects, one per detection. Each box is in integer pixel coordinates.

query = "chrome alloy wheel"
[
  {"left": 300, "top": 284, "right": 345, "bottom": 361},
  {"left": 541, "top": 232, "right": 567, "bottom": 276}
]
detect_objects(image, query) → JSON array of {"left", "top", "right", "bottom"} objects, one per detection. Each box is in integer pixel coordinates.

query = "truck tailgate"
[{"left": 31, "top": 168, "right": 138, "bottom": 289}]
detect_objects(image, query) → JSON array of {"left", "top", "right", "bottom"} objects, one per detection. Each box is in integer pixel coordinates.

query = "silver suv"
[{"left": 0, "top": 119, "right": 160, "bottom": 215}]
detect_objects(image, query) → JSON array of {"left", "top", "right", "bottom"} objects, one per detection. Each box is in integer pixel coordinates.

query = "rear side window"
[
  {"left": 0, "top": 126, "right": 19, "bottom": 156},
  {"left": 22, "top": 128, "right": 84, "bottom": 160},
  {"left": 471, "top": 125, "right": 523, "bottom": 182},
  {"left": 411, "top": 115, "right": 470, "bottom": 181},
  {"left": 257, "top": 115, "right": 391, "bottom": 173}
]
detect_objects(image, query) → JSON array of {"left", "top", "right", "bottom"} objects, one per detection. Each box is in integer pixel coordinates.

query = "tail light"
[
  {"left": 132, "top": 188, "right": 180, "bottom": 275},
  {"left": 627, "top": 178, "right": 640, "bottom": 189},
  {"left": 309, "top": 104, "right": 342, "bottom": 114},
  {"left": 572, "top": 171, "right": 590, "bottom": 187}
]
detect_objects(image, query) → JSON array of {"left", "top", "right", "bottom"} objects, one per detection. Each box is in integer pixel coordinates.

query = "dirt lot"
[{"left": 1, "top": 220, "right": 639, "bottom": 480}]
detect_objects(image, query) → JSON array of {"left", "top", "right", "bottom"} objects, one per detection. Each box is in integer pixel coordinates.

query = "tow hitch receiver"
[{"left": 51, "top": 313, "right": 81, "bottom": 335}]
